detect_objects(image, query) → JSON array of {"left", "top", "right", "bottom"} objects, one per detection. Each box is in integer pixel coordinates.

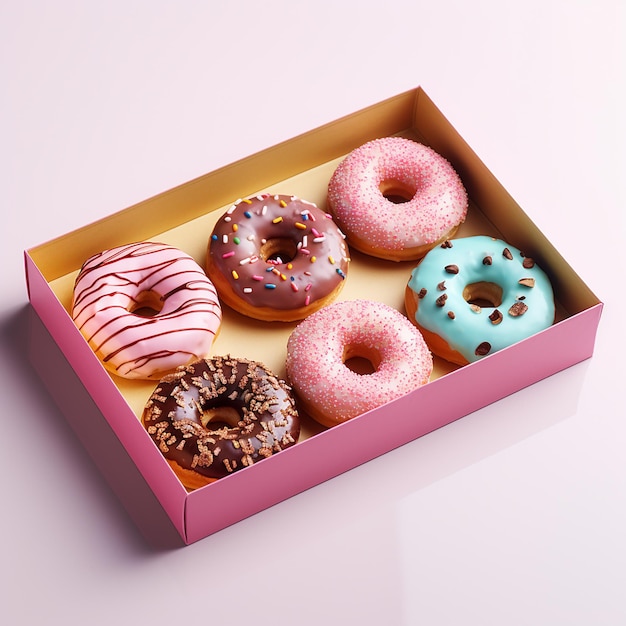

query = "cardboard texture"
[{"left": 24, "top": 87, "right": 603, "bottom": 544}]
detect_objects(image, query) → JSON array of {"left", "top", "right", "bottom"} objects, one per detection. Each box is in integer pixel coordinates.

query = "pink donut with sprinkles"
[
  {"left": 328, "top": 137, "right": 468, "bottom": 261},
  {"left": 286, "top": 299, "right": 433, "bottom": 427}
]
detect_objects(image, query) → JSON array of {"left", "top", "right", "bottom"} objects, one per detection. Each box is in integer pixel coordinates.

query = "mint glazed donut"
[{"left": 405, "top": 236, "right": 555, "bottom": 365}]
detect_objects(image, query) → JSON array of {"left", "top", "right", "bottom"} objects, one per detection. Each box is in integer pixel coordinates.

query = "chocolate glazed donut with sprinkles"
[
  {"left": 142, "top": 355, "right": 300, "bottom": 490},
  {"left": 207, "top": 194, "right": 350, "bottom": 322},
  {"left": 405, "top": 236, "right": 555, "bottom": 365}
]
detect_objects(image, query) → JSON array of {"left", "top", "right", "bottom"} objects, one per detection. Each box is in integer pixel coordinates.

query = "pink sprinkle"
[
  {"left": 222, "top": 251, "right": 235, "bottom": 259},
  {"left": 305, "top": 283, "right": 312, "bottom": 291},
  {"left": 299, "top": 248, "right": 311, "bottom": 255},
  {"left": 252, "top": 275, "right": 264, "bottom": 281},
  {"left": 291, "top": 282, "right": 299, "bottom": 292},
  {"left": 304, "top": 295, "right": 311, "bottom": 306}
]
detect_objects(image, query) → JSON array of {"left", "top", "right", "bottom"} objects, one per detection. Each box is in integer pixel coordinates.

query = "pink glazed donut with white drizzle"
[
  {"left": 328, "top": 137, "right": 468, "bottom": 261},
  {"left": 71, "top": 241, "right": 222, "bottom": 380},
  {"left": 286, "top": 299, "right": 432, "bottom": 427}
]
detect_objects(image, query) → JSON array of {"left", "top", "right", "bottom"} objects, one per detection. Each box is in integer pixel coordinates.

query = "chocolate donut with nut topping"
[{"left": 142, "top": 355, "right": 300, "bottom": 490}]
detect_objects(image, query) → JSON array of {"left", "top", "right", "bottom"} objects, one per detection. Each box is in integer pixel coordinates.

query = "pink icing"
[
  {"left": 286, "top": 299, "right": 432, "bottom": 425},
  {"left": 328, "top": 137, "right": 468, "bottom": 251},
  {"left": 71, "top": 242, "right": 221, "bottom": 379}
]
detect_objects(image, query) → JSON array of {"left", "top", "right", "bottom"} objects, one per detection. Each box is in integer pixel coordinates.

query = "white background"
[{"left": 1, "top": 1, "right": 625, "bottom": 624}]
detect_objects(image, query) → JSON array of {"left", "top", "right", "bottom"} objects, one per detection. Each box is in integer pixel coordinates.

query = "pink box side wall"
[
  {"left": 25, "top": 251, "right": 188, "bottom": 539},
  {"left": 25, "top": 249, "right": 604, "bottom": 545},
  {"left": 183, "top": 304, "right": 603, "bottom": 543}
]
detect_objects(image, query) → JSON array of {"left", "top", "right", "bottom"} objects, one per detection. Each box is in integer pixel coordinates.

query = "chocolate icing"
[
  {"left": 142, "top": 356, "right": 300, "bottom": 484},
  {"left": 207, "top": 194, "right": 349, "bottom": 316}
]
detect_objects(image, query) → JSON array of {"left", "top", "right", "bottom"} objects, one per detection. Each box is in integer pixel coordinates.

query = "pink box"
[{"left": 24, "top": 87, "right": 603, "bottom": 545}]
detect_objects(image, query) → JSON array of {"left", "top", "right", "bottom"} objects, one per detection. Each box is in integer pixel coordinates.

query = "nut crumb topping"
[
  {"left": 518, "top": 277, "right": 535, "bottom": 288},
  {"left": 489, "top": 309, "right": 503, "bottom": 325},
  {"left": 141, "top": 355, "right": 300, "bottom": 489},
  {"left": 508, "top": 301, "right": 528, "bottom": 317},
  {"left": 475, "top": 341, "right": 491, "bottom": 356}
]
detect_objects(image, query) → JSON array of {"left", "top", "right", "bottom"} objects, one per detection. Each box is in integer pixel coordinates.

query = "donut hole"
[
  {"left": 200, "top": 406, "right": 241, "bottom": 429},
  {"left": 379, "top": 179, "right": 417, "bottom": 204},
  {"left": 343, "top": 344, "right": 381, "bottom": 375},
  {"left": 129, "top": 289, "right": 164, "bottom": 317},
  {"left": 260, "top": 238, "right": 298, "bottom": 264},
  {"left": 463, "top": 282, "right": 503, "bottom": 308}
]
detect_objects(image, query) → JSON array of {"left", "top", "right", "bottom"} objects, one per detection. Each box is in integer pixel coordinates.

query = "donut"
[
  {"left": 142, "top": 355, "right": 300, "bottom": 490},
  {"left": 71, "top": 241, "right": 222, "bottom": 380},
  {"left": 327, "top": 137, "right": 468, "bottom": 261},
  {"left": 286, "top": 299, "right": 432, "bottom": 427},
  {"left": 405, "top": 236, "right": 555, "bottom": 365},
  {"left": 206, "top": 194, "right": 350, "bottom": 322}
]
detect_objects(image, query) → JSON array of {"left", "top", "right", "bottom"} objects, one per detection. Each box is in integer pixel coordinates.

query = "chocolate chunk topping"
[
  {"left": 522, "top": 257, "right": 536, "bottom": 269},
  {"left": 441, "top": 240, "right": 453, "bottom": 248},
  {"left": 436, "top": 293, "right": 448, "bottom": 307},
  {"left": 518, "top": 277, "right": 536, "bottom": 288},
  {"left": 447, "top": 311, "right": 456, "bottom": 319},
  {"left": 503, "top": 247, "right": 513, "bottom": 260},
  {"left": 475, "top": 342, "right": 491, "bottom": 356},
  {"left": 482, "top": 255, "right": 493, "bottom": 265},
  {"left": 445, "top": 264, "right": 459, "bottom": 274},
  {"left": 508, "top": 301, "right": 528, "bottom": 316},
  {"left": 418, "top": 288, "right": 427, "bottom": 299},
  {"left": 437, "top": 281, "right": 446, "bottom": 291},
  {"left": 489, "top": 309, "right": 503, "bottom": 325}
]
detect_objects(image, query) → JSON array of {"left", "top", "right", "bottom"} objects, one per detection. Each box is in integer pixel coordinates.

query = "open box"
[{"left": 24, "top": 87, "right": 603, "bottom": 545}]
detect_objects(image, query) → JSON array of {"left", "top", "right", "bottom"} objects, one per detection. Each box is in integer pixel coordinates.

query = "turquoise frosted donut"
[{"left": 405, "top": 236, "right": 555, "bottom": 365}]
